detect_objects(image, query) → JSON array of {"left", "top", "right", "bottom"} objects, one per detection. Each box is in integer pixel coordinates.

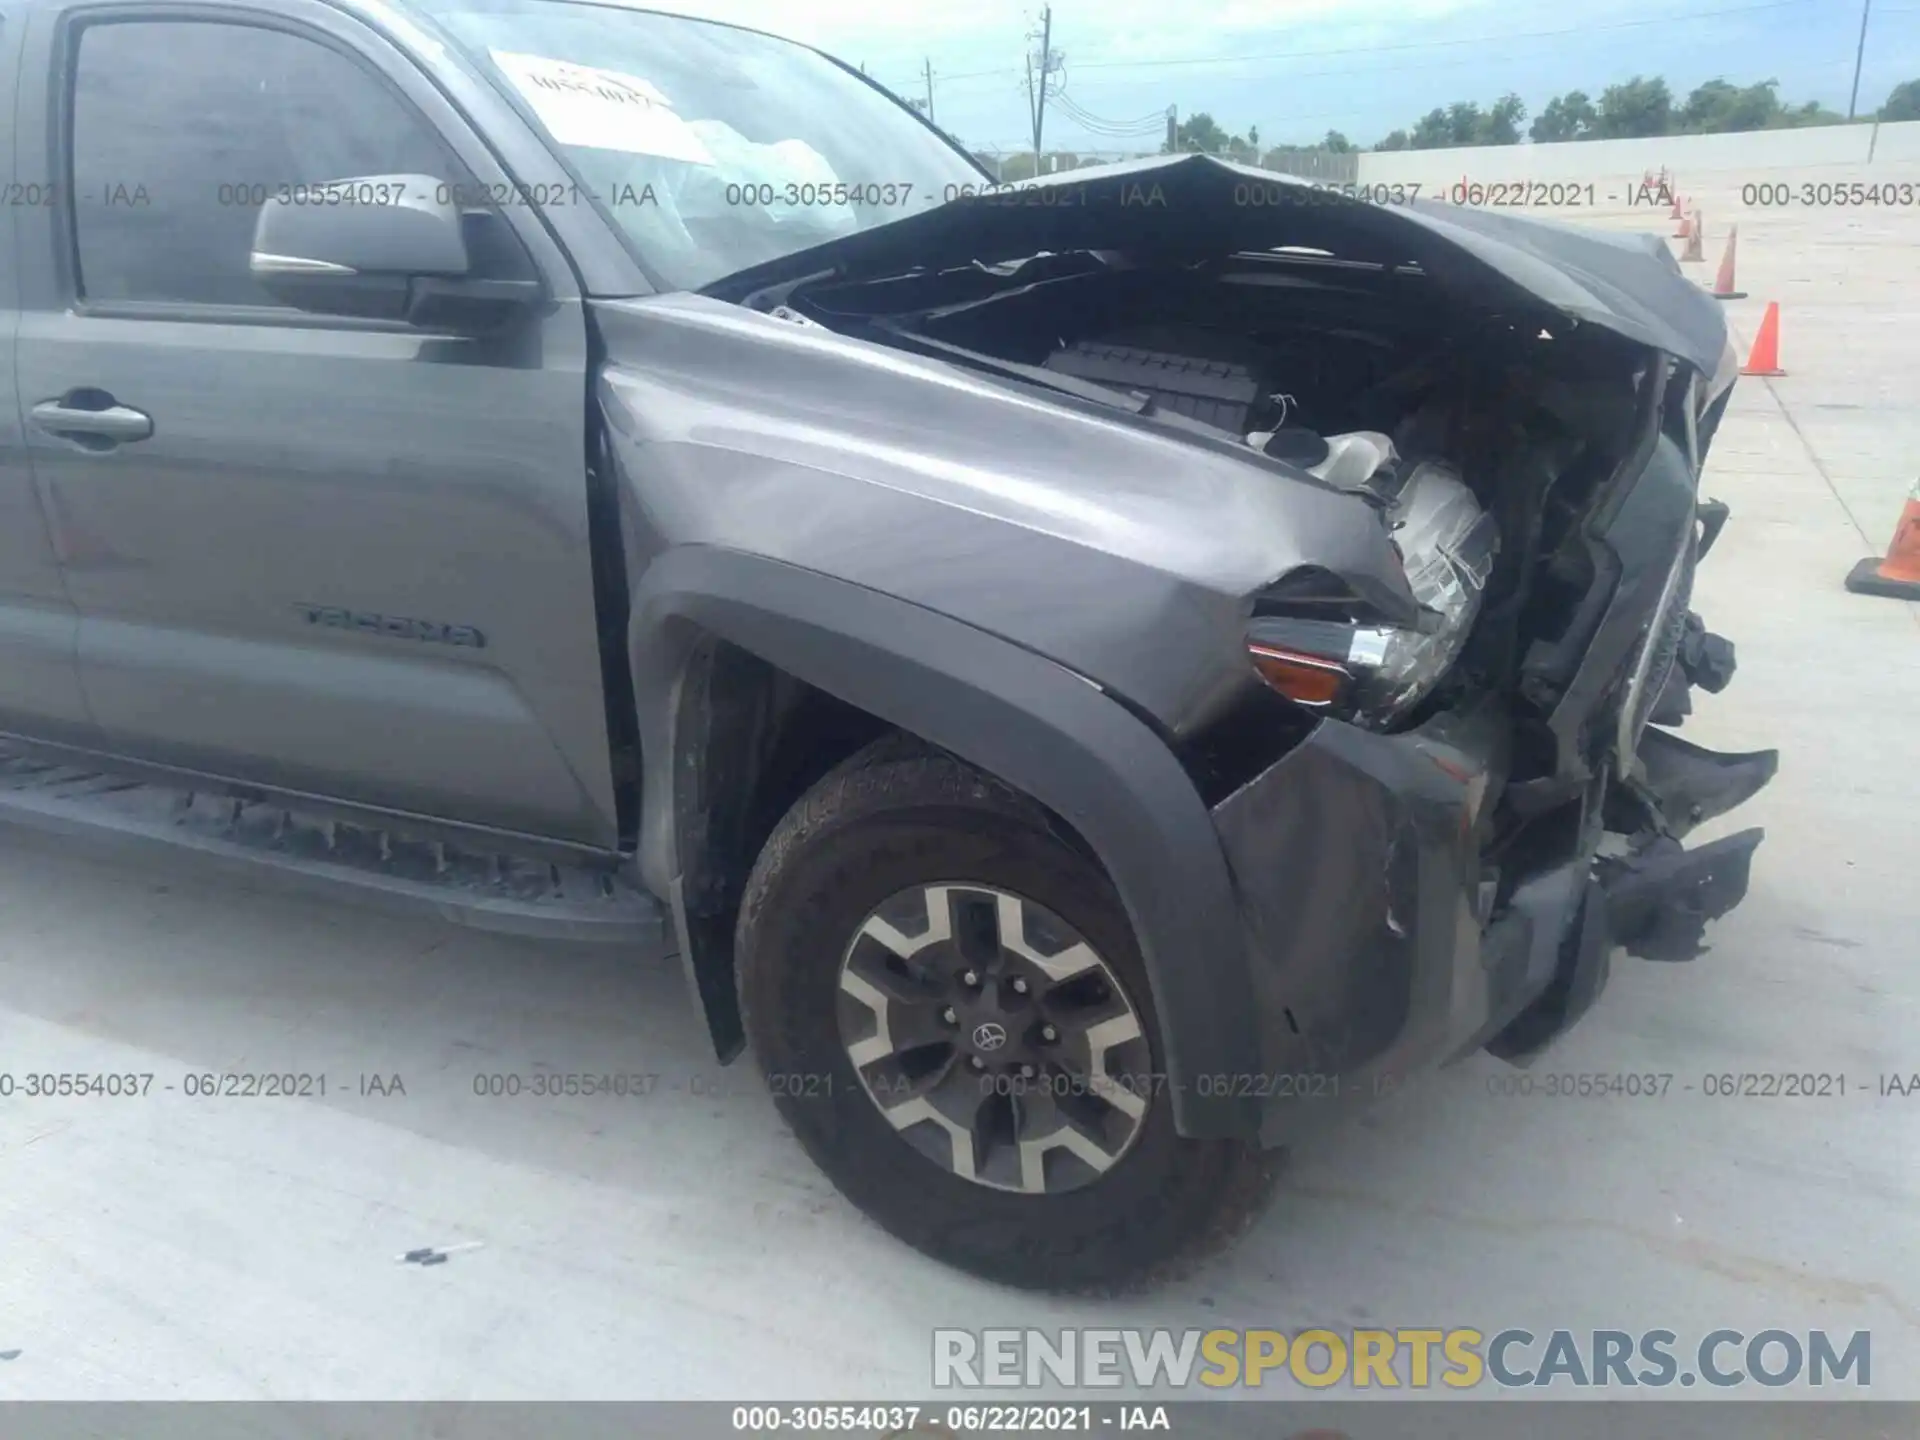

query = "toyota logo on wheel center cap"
[{"left": 971, "top": 1021, "right": 1008, "bottom": 1052}]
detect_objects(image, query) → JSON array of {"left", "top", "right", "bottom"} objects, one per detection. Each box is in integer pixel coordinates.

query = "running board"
[{"left": 0, "top": 749, "right": 669, "bottom": 948}]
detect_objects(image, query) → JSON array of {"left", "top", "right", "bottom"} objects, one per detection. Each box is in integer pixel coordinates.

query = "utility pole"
[
  {"left": 922, "top": 57, "right": 936, "bottom": 123},
  {"left": 1165, "top": 104, "right": 1178, "bottom": 153},
  {"left": 1026, "top": 5, "right": 1056, "bottom": 173},
  {"left": 1848, "top": 0, "right": 1873, "bottom": 120}
]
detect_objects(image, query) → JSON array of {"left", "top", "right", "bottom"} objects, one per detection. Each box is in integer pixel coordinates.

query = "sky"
[{"left": 648, "top": 0, "right": 1920, "bottom": 156}]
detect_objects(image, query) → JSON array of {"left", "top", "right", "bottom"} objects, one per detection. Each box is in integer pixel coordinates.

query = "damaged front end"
[
  {"left": 1201, "top": 352, "right": 1776, "bottom": 1115},
  {"left": 699, "top": 154, "right": 1775, "bottom": 1110}
]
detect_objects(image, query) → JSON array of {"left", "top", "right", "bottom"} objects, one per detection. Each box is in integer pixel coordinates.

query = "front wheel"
[{"left": 735, "top": 741, "right": 1278, "bottom": 1290}]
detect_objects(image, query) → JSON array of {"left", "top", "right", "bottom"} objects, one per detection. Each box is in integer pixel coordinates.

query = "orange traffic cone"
[
  {"left": 1681, "top": 211, "right": 1705, "bottom": 262},
  {"left": 1672, "top": 210, "right": 1692, "bottom": 239},
  {"left": 1844, "top": 478, "right": 1920, "bottom": 600},
  {"left": 1740, "top": 302, "right": 1785, "bottom": 377},
  {"left": 1711, "top": 225, "right": 1747, "bottom": 299},
  {"left": 1669, "top": 189, "right": 1686, "bottom": 219}
]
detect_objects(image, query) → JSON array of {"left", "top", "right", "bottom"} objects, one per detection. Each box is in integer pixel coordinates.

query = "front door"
[
  {"left": 11, "top": 0, "right": 621, "bottom": 848},
  {"left": 1, "top": 0, "right": 94, "bottom": 749}
]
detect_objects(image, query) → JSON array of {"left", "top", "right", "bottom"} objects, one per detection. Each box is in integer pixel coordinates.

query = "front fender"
[{"left": 627, "top": 544, "right": 1263, "bottom": 1140}]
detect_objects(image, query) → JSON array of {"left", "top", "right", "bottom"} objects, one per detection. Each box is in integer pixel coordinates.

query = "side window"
[{"left": 69, "top": 20, "right": 465, "bottom": 308}]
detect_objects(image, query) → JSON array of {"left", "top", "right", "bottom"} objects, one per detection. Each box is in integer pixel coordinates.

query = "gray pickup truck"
[{"left": 0, "top": 0, "right": 1776, "bottom": 1289}]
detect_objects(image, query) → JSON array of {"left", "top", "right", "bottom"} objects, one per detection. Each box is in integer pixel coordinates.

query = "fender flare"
[{"left": 628, "top": 545, "right": 1263, "bottom": 1139}]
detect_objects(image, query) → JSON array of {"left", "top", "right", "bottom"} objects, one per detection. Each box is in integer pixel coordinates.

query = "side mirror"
[{"left": 249, "top": 174, "right": 537, "bottom": 330}]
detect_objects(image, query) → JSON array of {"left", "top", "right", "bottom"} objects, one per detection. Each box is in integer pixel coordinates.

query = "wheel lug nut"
[
  {"left": 1041, "top": 1024, "right": 1058, "bottom": 1042},
  {"left": 941, "top": 1007, "right": 957, "bottom": 1024},
  {"left": 962, "top": 970, "right": 979, "bottom": 986},
  {"left": 1011, "top": 977, "right": 1028, "bottom": 995}
]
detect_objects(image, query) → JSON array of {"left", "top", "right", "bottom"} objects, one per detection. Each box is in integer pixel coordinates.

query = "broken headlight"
[{"left": 1248, "top": 459, "right": 1498, "bottom": 724}]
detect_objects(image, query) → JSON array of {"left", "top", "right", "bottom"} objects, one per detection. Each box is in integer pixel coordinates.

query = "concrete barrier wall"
[{"left": 1355, "top": 121, "right": 1920, "bottom": 188}]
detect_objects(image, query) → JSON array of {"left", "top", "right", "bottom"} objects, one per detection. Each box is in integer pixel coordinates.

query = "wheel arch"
[{"left": 627, "top": 545, "right": 1263, "bottom": 1139}]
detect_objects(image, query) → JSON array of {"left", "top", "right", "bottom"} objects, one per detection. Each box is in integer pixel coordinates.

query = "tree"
[
  {"left": 1880, "top": 79, "right": 1920, "bottom": 121},
  {"left": 1409, "top": 107, "right": 1454, "bottom": 148},
  {"left": 1382, "top": 74, "right": 1840, "bottom": 151},
  {"left": 1248, "top": 125, "right": 1260, "bottom": 148},
  {"left": 1531, "top": 90, "right": 1596, "bottom": 142},
  {"left": 1444, "top": 101, "right": 1484, "bottom": 144},
  {"left": 1775, "top": 100, "right": 1844, "bottom": 128},
  {"left": 1680, "top": 78, "right": 1780, "bottom": 133},
  {"left": 1322, "top": 129, "right": 1354, "bottom": 153},
  {"left": 1385, "top": 96, "right": 1525, "bottom": 149},
  {"left": 1482, "top": 93, "right": 1527, "bottom": 144},
  {"left": 1593, "top": 76, "right": 1672, "bottom": 138},
  {"left": 1167, "top": 111, "right": 1231, "bottom": 153}
]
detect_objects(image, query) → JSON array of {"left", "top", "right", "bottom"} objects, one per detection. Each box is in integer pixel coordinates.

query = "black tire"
[{"left": 735, "top": 739, "right": 1278, "bottom": 1292}]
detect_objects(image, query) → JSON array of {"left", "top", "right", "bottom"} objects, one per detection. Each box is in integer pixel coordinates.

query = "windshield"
[{"left": 416, "top": 0, "right": 984, "bottom": 291}]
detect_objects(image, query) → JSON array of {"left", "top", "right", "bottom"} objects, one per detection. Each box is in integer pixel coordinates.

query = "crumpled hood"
[
  {"left": 701, "top": 152, "right": 1730, "bottom": 378},
  {"left": 591, "top": 291, "right": 1417, "bottom": 732}
]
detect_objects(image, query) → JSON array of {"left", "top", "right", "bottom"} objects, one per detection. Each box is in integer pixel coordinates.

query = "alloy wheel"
[{"left": 834, "top": 882, "right": 1153, "bottom": 1194}]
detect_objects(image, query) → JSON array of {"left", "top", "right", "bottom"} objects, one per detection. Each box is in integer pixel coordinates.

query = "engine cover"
[{"left": 1043, "top": 340, "right": 1264, "bottom": 433}]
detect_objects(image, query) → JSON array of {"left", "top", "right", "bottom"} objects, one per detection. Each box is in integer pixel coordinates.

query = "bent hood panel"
[
  {"left": 700, "top": 153, "right": 1729, "bottom": 378},
  {"left": 592, "top": 292, "right": 1413, "bottom": 731}
]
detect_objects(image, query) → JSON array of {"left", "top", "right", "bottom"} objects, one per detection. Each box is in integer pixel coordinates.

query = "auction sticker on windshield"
[{"left": 489, "top": 50, "right": 714, "bottom": 165}]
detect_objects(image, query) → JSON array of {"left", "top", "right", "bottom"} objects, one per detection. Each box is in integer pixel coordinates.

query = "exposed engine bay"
[
  {"left": 770, "top": 249, "right": 1697, "bottom": 732},
  {"left": 755, "top": 240, "right": 1770, "bottom": 967}
]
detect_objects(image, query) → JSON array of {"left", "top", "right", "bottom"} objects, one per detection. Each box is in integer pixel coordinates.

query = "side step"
[{"left": 0, "top": 749, "right": 669, "bottom": 948}]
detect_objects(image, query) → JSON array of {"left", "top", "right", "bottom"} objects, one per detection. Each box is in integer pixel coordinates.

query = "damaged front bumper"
[{"left": 1209, "top": 702, "right": 1775, "bottom": 1149}]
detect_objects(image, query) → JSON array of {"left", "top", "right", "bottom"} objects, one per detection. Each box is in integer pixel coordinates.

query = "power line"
[
  {"left": 1049, "top": 87, "right": 1168, "bottom": 136},
  {"left": 1051, "top": 84, "right": 1167, "bottom": 128}
]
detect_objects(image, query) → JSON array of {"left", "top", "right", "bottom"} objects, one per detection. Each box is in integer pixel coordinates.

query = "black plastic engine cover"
[{"left": 1043, "top": 340, "right": 1262, "bottom": 432}]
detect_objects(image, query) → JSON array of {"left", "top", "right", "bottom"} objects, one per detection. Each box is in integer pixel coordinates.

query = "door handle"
[{"left": 31, "top": 394, "right": 154, "bottom": 447}]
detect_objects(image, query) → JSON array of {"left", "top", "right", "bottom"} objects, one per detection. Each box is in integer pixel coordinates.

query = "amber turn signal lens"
[{"left": 1247, "top": 643, "right": 1349, "bottom": 707}]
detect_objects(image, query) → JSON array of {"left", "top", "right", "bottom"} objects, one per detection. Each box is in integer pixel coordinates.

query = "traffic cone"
[
  {"left": 1711, "top": 225, "right": 1747, "bottom": 299},
  {"left": 1672, "top": 209, "right": 1693, "bottom": 239},
  {"left": 1669, "top": 189, "right": 1686, "bottom": 219},
  {"left": 1681, "top": 211, "right": 1705, "bottom": 262},
  {"left": 1739, "top": 302, "right": 1785, "bottom": 377},
  {"left": 1844, "top": 479, "right": 1920, "bottom": 600}
]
